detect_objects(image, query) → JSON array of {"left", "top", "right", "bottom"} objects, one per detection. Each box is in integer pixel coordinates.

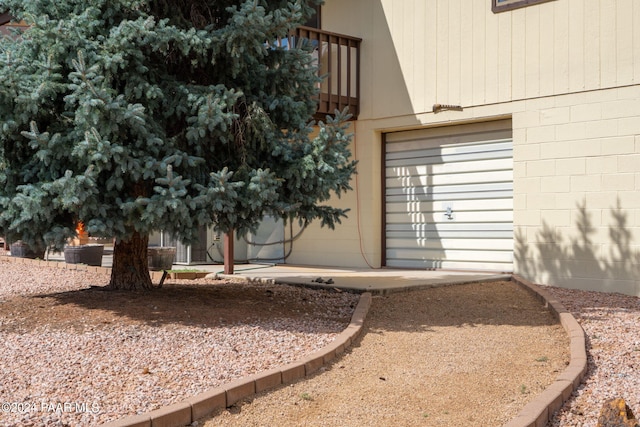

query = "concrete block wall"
[{"left": 514, "top": 85, "right": 640, "bottom": 296}]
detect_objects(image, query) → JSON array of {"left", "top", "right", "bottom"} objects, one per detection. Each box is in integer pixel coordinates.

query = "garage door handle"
[{"left": 444, "top": 206, "right": 454, "bottom": 220}]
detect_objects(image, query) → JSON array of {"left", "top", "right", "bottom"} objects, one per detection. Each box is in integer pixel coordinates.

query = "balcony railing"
[
  {"left": 289, "top": 26, "right": 362, "bottom": 121},
  {"left": 1, "top": 17, "right": 362, "bottom": 120},
  {"left": 0, "top": 13, "right": 28, "bottom": 36}
]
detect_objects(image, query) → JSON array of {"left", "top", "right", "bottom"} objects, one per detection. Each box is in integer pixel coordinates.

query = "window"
[{"left": 492, "top": 0, "right": 554, "bottom": 13}]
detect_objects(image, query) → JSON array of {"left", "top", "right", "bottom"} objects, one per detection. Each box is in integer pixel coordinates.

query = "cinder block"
[
  {"left": 586, "top": 156, "right": 617, "bottom": 174},
  {"left": 602, "top": 173, "right": 635, "bottom": 191},
  {"left": 601, "top": 136, "right": 635, "bottom": 154},
  {"left": 586, "top": 191, "right": 618, "bottom": 209},
  {"left": 602, "top": 99, "right": 640, "bottom": 119},
  {"left": 541, "top": 176, "right": 570, "bottom": 193},
  {"left": 540, "top": 141, "right": 572, "bottom": 160},
  {"left": 540, "top": 106, "right": 570, "bottom": 125},
  {"left": 570, "top": 174, "right": 601, "bottom": 192},
  {"left": 515, "top": 176, "right": 541, "bottom": 193},
  {"left": 525, "top": 159, "right": 556, "bottom": 177},
  {"left": 540, "top": 210, "right": 571, "bottom": 227},
  {"left": 513, "top": 163, "right": 527, "bottom": 179},
  {"left": 514, "top": 209, "right": 541, "bottom": 227},
  {"left": 585, "top": 119, "right": 620, "bottom": 139},
  {"left": 556, "top": 122, "right": 586, "bottom": 142},
  {"left": 514, "top": 143, "right": 540, "bottom": 162},
  {"left": 556, "top": 158, "right": 586, "bottom": 175},
  {"left": 570, "top": 103, "right": 602, "bottom": 122},
  {"left": 527, "top": 193, "right": 556, "bottom": 210},
  {"left": 527, "top": 125, "right": 556, "bottom": 144}
]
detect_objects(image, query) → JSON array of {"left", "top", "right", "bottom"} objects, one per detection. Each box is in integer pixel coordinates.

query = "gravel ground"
[
  {"left": 1, "top": 249, "right": 639, "bottom": 427},
  {"left": 0, "top": 255, "right": 358, "bottom": 427},
  {"left": 544, "top": 285, "right": 640, "bottom": 427}
]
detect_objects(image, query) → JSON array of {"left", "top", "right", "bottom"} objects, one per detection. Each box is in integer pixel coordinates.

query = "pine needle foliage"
[{"left": 0, "top": 0, "right": 356, "bottom": 267}]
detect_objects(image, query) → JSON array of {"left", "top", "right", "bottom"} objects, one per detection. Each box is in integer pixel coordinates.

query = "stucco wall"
[
  {"left": 513, "top": 86, "right": 640, "bottom": 295},
  {"left": 289, "top": 0, "right": 640, "bottom": 295},
  {"left": 322, "top": 0, "right": 640, "bottom": 122}
]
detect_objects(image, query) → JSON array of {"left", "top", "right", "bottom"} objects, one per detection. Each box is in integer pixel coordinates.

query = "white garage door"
[{"left": 384, "top": 120, "right": 513, "bottom": 271}]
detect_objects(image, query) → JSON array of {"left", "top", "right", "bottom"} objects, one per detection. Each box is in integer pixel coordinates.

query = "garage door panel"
[
  {"left": 386, "top": 238, "right": 514, "bottom": 251},
  {"left": 386, "top": 222, "right": 513, "bottom": 232},
  {"left": 384, "top": 121, "right": 513, "bottom": 272},
  {"left": 385, "top": 133, "right": 512, "bottom": 154},
  {"left": 386, "top": 158, "right": 512, "bottom": 178},
  {"left": 386, "top": 210, "right": 513, "bottom": 224},
  {"left": 387, "top": 230, "right": 514, "bottom": 240},
  {"left": 387, "top": 146, "right": 513, "bottom": 168},
  {"left": 386, "top": 248, "right": 514, "bottom": 263},
  {"left": 386, "top": 222, "right": 513, "bottom": 241},
  {"left": 386, "top": 259, "right": 512, "bottom": 271},
  {"left": 385, "top": 170, "right": 513, "bottom": 188},
  {"left": 385, "top": 182, "right": 513, "bottom": 197},
  {"left": 385, "top": 198, "right": 513, "bottom": 213},
  {"left": 385, "top": 190, "right": 513, "bottom": 203}
]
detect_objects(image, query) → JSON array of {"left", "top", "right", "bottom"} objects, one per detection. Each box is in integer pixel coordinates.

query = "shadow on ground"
[{"left": 0, "top": 280, "right": 358, "bottom": 334}]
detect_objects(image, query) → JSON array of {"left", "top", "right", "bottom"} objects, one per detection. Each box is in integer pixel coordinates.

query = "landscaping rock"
[{"left": 597, "top": 398, "right": 640, "bottom": 427}]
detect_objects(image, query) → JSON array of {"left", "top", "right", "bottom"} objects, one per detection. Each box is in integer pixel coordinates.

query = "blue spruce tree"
[{"left": 0, "top": 0, "right": 356, "bottom": 290}]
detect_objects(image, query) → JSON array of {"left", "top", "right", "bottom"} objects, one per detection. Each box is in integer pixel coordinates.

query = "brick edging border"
[
  {"left": 2, "top": 255, "right": 587, "bottom": 427},
  {"left": 505, "top": 275, "right": 588, "bottom": 427},
  {"left": 99, "top": 292, "right": 373, "bottom": 427}
]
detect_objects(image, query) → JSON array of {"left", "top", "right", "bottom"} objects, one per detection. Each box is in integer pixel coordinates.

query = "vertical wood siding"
[{"left": 323, "top": 0, "right": 640, "bottom": 119}]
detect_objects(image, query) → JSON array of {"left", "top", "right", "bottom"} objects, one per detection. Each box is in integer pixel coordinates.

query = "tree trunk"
[{"left": 107, "top": 231, "right": 154, "bottom": 290}]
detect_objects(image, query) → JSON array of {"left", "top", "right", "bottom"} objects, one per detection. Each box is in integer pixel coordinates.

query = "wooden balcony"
[
  {"left": 0, "top": 13, "right": 27, "bottom": 36},
  {"left": 290, "top": 26, "right": 362, "bottom": 121},
  {"left": 1, "top": 16, "right": 361, "bottom": 121}
]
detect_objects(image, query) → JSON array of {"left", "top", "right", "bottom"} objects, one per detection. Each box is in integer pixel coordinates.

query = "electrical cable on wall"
[
  {"left": 242, "top": 220, "right": 307, "bottom": 246},
  {"left": 211, "top": 221, "right": 302, "bottom": 264},
  {"left": 352, "top": 129, "right": 376, "bottom": 269}
]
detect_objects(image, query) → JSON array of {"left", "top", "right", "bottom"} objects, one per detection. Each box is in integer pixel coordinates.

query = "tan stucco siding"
[
  {"left": 513, "top": 86, "right": 640, "bottom": 295},
  {"left": 289, "top": 1, "right": 640, "bottom": 295},
  {"left": 323, "top": 0, "right": 640, "bottom": 121}
]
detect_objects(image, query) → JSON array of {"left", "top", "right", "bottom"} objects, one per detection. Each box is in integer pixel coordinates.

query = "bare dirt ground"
[
  {"left": 199, "top": 280, "right": 570, "bottom": 427},
  {"left": 0, "top": 253, "right": 569, "bottom": 426}
]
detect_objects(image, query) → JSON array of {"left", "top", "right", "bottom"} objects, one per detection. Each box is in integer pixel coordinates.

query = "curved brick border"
[
  {"left": 506, "top": 275, "right": 588, "bottom": 427},
  {"left": 2, "top": 255, "right": 587, "bottom": 427},
  {"left": 100, "top": 292, "right": 372, "bottom": 427},
  {"left": 99, "top": 275, "right": 587, "bottom": 427}
]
